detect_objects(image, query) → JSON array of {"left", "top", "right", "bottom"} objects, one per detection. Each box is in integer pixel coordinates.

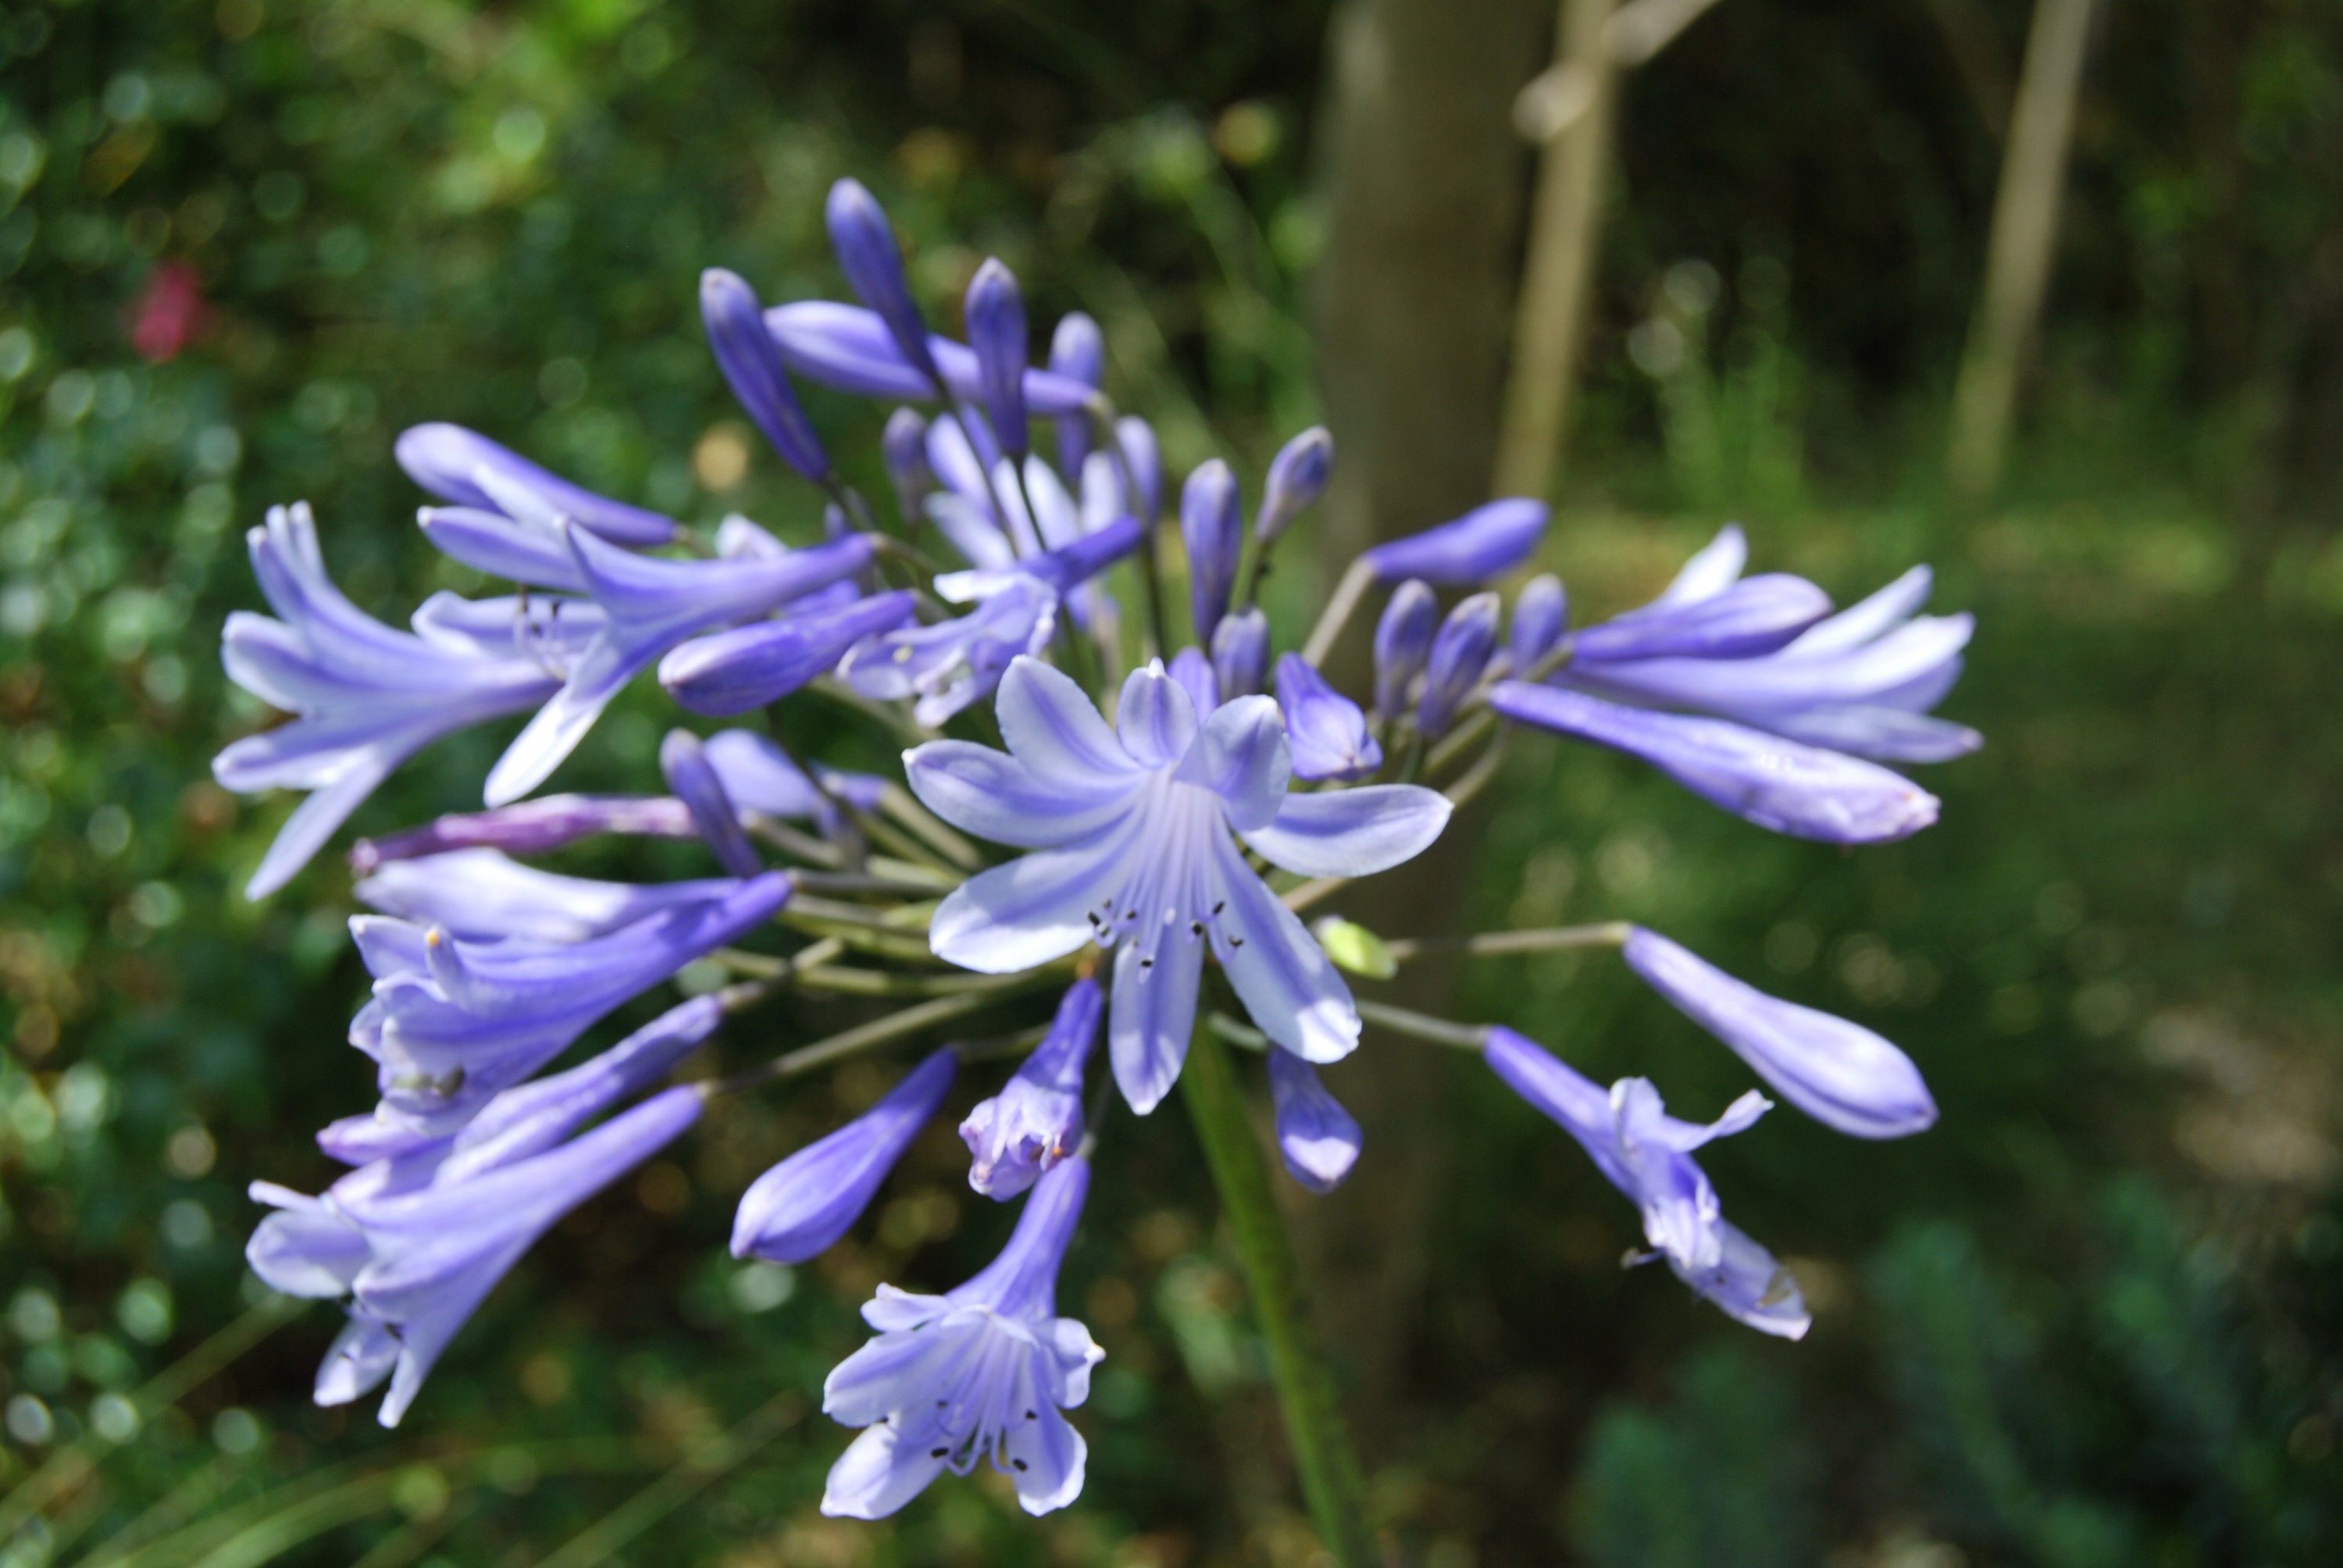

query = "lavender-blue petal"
[
  {"left": 733, "top": 1049, "right": 958, "bottom": 1262},
  {"left": 1623, "top": 926, "right": 1937, "bottom": 1138},
  {"left": 1267, "top": 1049, "right": 1361, "bottom": 1193},
  {"left": 1360, "top": 498, "right": 1547, "bottom": 585},
  {"left": 1372, "top": 579, "right": 1438, "bottom": 716},
  {"left": 1417, "top": 591, "right": 1500, "bottom": 737},
  {"left": 883, "top": 407, "right": 934, "bottom": 520},
  {"left": 762, "top": 301, "right": 1093, "bottom": 414},
  {"left": 658, "top": 729, "right": 763, "bottom": 877},
  {"left": 659, "top": 591, "right": 916, "bottom": 715},
  {"left": 1256, "top": 426, "right": 1333, "bottom": 544},
  {"left": 1049, "top": 312, "right": 1104, "bottom": 478},
  {"left": 961, "top": 979, "right": 1100, "bottom": 1199},
  {"left": 826, "top": 177, "right": 940, "bottom": 383},
  {"left": 702, "top": 268, "right": 829, "bottom": 481},
  {"left": 1572, "top": 572, "right": 1831, "bottom": 663},
  {"left": 394, "top": 423, "right": 676, "bottom": 547},
  {"left": 416, "top": 507, "right": 588, "bottom": 592},
  {"left": 1211, "top": 607, "right": 1270, "bottom": 698},
  {"left": 1115, "top": 417, "right": 1162, "bottom": 522},
  {"left": 1181, "top": 459, "right": 1242, "bottom": 645},
  {"left": 1488, "top": 682, "right": 1940, "bottom": 844},
  {"left": 1274, "top": 653, "right": 1382, "bottom": 781},
  {"left": 965, "top": 258, "right": 1029, "bottom": 456}
]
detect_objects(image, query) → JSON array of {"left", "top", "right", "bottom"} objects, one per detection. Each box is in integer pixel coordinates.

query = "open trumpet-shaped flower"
[
  {"left": 910, "top": 657, "right": 1452, "bottom": 1113},
  {"left": 216, "top": 504, "right": 565, "bottom": 900},
  {"left": 484, "top": 522, "right": 876, "bottom": 805},
  {"left": 1484, "top": 1028, "right": 1808, "bottom": 1338},
  {"left": 251, "top": 1082, "right": 703, "bottom": 1427},
  {"left": 1565, "top": 533, "right": 1981, "bottom": 764},
  {"left": 821, "top": 1156, "right": 1104, "bottom": 1519},
  {"left": 351, "top": 871, "right": 790, "bottom": 1131}
]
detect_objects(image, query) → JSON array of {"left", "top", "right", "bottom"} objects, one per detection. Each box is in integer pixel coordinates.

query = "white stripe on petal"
[{"left": 1207, "top": 832, "right": 1357, "bottom": 1064}]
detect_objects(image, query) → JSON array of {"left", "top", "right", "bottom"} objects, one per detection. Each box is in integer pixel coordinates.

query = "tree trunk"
[{"left": 1300, "top": 0, "right": 1550, "bottom": 1438}]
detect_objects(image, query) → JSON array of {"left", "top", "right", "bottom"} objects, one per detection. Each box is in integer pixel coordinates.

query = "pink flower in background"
[{"left": 127, "top": 260, "right": 210, "bottom": 363}]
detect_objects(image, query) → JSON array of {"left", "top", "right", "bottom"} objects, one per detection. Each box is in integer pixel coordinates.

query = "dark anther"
[
  {"left": 1230, "top": 936, "right": 1245, "bottom": 948},
  {"left": 1013, "top": 1459, "right": 1029, "bottom": 1471},
  {"left": 1190, "top": 921, "right": 1204, "bottom": 935},
  {"left": 1140, "top": 957, "right": 1154, "bottom": 968},
  {"left": 931, "top": 1446, "right": 949, "bottom": 1458},
  {"left": 1212, "top": 900, "right": 1225, "bottom": 915},
  {"left": 1025, "top": 1409, "right": 1038, "bottom": 1420}
]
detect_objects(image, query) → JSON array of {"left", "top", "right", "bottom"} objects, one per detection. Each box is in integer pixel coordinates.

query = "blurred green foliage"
[{"left": 0, "top": 1, "right": 2340, "bottom": 1565}]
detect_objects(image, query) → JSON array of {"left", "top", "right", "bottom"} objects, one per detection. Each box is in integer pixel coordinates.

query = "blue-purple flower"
[
  {"left": 1373, "top": 579, "right": 1438, "bottom": 717},
  {"left": 909, "top": 657, "right": 1451, "bottom": 1113},
  {"left": 1211, "top": 606, "right": 1270, "bottom": 699},
  {"left": 733, "top": 1048, "right": 958, "bottom": 1263},
  {"left": 659, "top": 590, "right": 916, "bottom": 716},
  {"left": 250, "top": 1064, "right": 705, "bottom": 1426},
  {"left": 1360, "top": 498, "right": 1549, "bottom": 585},
  {"left": 962, "top": 980, "right": 1101, "bottom": 1199},
  {"left": 820, "top": 1156, "right": 1103, "bottom": 1518},
  {"left": 703, "top": 267, "right": 830, "bottom": 482},
  {"left": 1418, "top": 591, "right": 1501, "bottom": 737},
  {"left": 1274, "top": 654, "right": 1381, "bottom": 782},
  {"left": 1483, "top": 1028, "right": 1808, "bottom": 1338},
  {"left": 484, "top": 523, "right": 875, "bottom": 805},
  {"left": 394, "top": 422, "right": 676, "bottom": 548},
  {"left": 355, "top": 850, "right": 735, "bottom": 943},
  {"left": 216, "top": 504, "right": 565, "bottom": 900},
  {"left": 1181, "top": 458, "right": 1242, "bottom": 645},
  {"left": 1624, "top": 927, "right": 1936, "bottom": 1139},
  {"left": 1488, "top": 682, "right": 1941, "bottom": 844},
  {"left": 1268, "top": 1049, "right": 1361, "bottom": 1193},
  {"left": 351, "top": 872, "right": 790, "bottom": 1131},
  {"left": 1257, "top": 426, "right": 1333, "bottom": 545}
]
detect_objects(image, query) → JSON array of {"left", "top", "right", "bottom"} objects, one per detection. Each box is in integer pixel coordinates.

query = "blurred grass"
[{"left": 1, "top": 1, "right": 2340, "bottom": 1564}]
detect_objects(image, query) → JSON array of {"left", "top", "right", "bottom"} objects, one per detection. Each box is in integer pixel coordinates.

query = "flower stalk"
[{"left": 1179, "top": 1020, "right": 1382, "bottom": 1567}]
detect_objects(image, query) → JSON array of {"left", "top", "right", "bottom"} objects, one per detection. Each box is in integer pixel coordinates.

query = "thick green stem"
[{"left": 1179, "top": 1024, "right": 1381, "bottom": 1566}]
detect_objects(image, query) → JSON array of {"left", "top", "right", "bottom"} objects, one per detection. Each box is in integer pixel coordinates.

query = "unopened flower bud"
[
  {"left": 825, "top": 178, "right": 937, "bottom": 384},
  {"left": 1373, "top": 578, "right": 1439, "bottom": 716},
  {"left": 1417, "top": 591, "right": 1500, "bottom": 737},
  {"left": 1182, "top": 459, "right": 1242, "bottom": 646},
  {"left": 733, "top": 1049, "right": 958, "bottom": 1263},
  {"left": 1256, "top": 426, "right": 1332, "bottom": 544},
  {"left": 701, "top": 269, "right": 829, "bottom": 482},
  {"left": 1510, "top": 572, "right": 1567, "bottom": 672},
  {"left": 1050, "top": 313, "right": 1104, "bottom": 479},
  {"left": 1211, "top": 606, "right": 1270, "bottom": 698},
  {"left": 882, "top": 408, "right": 933, "bottom": 521},
  {"left": 658, "top": 729, "right": 762, "bottom": 877},
  {"left": 965, "top": 258, "right": 1029, "bottom": 457},
  {"left": 1274, "top": 653, "right": 1382, "bottom": 781},
  {"left": 660, "top": 591, "right": 917, "bottom": 717},
  {"left": 1361, "top": 497, "right": 1548, "bottom": 585}
]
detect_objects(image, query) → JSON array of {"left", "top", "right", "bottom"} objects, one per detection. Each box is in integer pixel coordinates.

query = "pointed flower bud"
[
  {"left": 1487, "top": 682, "right": 1941, "bottom": 844},
  {"left": 1417, "top": 590, "right": 1500, "bottom": 737},
  {"left": 1211, "top": 606, "right": 1270, "bottom": 699},
  {"left": 733, "top": 1048, "right": 958, "bottom": 1263},
  {"left": 1373, "top": 578, "right": 1439, "bottom": 716},
  {"left": 1049, "top": 312, "right": 1104, "bottom": 478},
  {"left": 1274, "top": 653, "right": 1382, "bottom": 781},
  {"left": 701, "top": 269, "right": 829, "bottom": 481},
  {"left": 1509, "top": 572, "right": 1567, "bottom": 672},
  {"left": 965, "top": 258, "right": 1029, "bottom": 456},
  {"left": 825, "top": 178, "right": 939, "bottom": 385},
  {"left": 1623, "top": 927, "right": 1936, "bottom": 1139},
  {"left": 883, "top": 407, "right": 933, "bottom": 520},
  {"left": 820, "top": 1156, "right": 1102, "bottom": 1519},
  {"left": 1483, "top": 1028, "right": 1807, "bottom": 1338},
  {"left": 961, "top": 980, "right": 1102, "bottom": 1199},
  {"left": 658, "top": 729, "right": 762, "bottom": 877},
  {"left": 658, "top": 590, "right": 917, "bottom": 716},
  {"left": 1360, "top": 498, "right": 1548, "bottom": 586},
  {"left": 349, "top": 794, "right": 697, "bottom": 874},
  {"left": 1573, "top": 573, "right": 1831, "bottom": 664},
  {"left": 356, "top": 849, "right": 733, "bottom": 944},
  {"left": 1181, "top": 459, "right": 1242, "bottom": 646},
  {"left": 1116, "top": 416, "right": 1161, "bottom": 522},
  {"left": 1255, "top": 426, "right": 1332, "bottom": 544},
  {"left": 1267, "top": 1049, "right": 1361, "bottom": 1193}
]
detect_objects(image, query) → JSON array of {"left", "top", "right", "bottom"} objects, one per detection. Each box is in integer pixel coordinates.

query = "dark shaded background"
[{"left": 2, "top": 1, "right": 2341, "bottom": 1563}]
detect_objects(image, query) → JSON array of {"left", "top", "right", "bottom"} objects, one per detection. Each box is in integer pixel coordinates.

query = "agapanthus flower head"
[
  {"left": 1211, "top": 606, "right": 1271, "bottom": 699},
  {"left": 1274, "top": 652, "right": 1382, "bottom": 781},
  {"left": 483, "top": 523, "right": 876, "bottom": 806},
  {"left": 1182, "top": 458, "right": 1243, "bottom": 646},
  {"left": 1509, "top": 572, "right": 1568, "bottom": 672},
  {"left": 1373, "top": 578, "right": 1439, "bottom": 717},
  {"left": 1488, "top": 682, "right": 1941, "bottom": 844},
  {"left": 965, "top": 258, "right": 1030, "bottom": 455},
  {"left": 733, "top": 1048, "right": 958, "bottom": 1263},
  {"left": 702, "top": 267, "right": 830, "bottom": 482},
  {"left": 1482, "top": 1028, "right": 1808, "bottom": 1338},
  {"left": 659, "top": 729, "right": 763, "bottom": 877},
  {"left": 1256, "top": 426, "right": 1333, "bottom": 545},
  {"left": 840, "top": 575, "right": 1060, "bottom": 727},
  {"left": 394, "top": 423, "right": 676, "bottom": 547},
  {"left": 825, "top": 177, "right": 940, "bottom": 385},
  {"left": 1267, "top": 1049, "right": 1361, "bottom": 1193},
  {"left": 216, "top": 504, "right": 565, "bottom": 900},
  {"left": 961, "top": 978, "right": 1102, "bottom": 1199},
  {"left": 1418, "top": 590, "right": 1501, "bottom": 737},
  {"left": 1623, "top": 927, "right": 1936, "bottom": 1139},
  {"left": 658, "top": 590, "right": 916, "bottom": 716},
  {"left": 351, "top": 871, "right": 789, "bottom": 1131},
  {"left": 1049, "top": 312, "right": 1104, "bottom": 476},
  {"left": 820, "top": 1155, "right": 1103, "bottom": 1519},
  {"left": 1360, "top": 497, "right": 1548, "bottom": 586},
  {"left": 909, "top": 657, "right": 1450, "bottom": 1112},
  {"left": 251, "top": 1082, "right": 703, "bottom": 1426}
]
